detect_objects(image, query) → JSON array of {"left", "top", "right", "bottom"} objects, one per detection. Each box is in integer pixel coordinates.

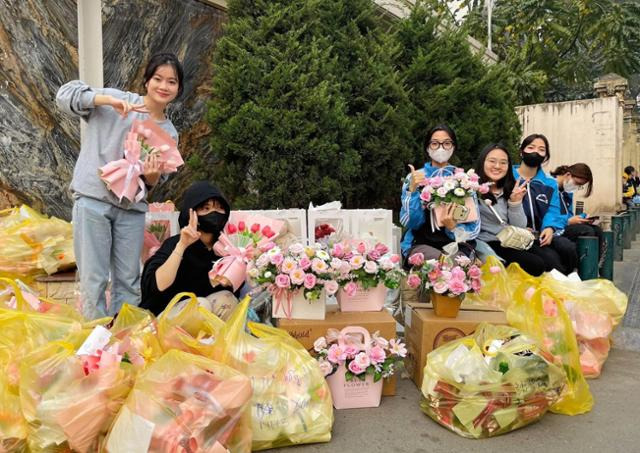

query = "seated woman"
[
  {"left": 623, "top": 166, "right": 638, "bottom": 207},
  {"left": 512, "top": 134, "right": 577, "bottom": 275},
  {"left": 551, "top": 163, "right": 606, "bottom": 268},
  {"left": 400, "top": 124, "right": 479, "bottom": 266},
  {"left": 140, "top": 181, "right": 238, "bottom": 318},
  {"left": 475, "top": 144, "right": 546, "bottom": 276}
]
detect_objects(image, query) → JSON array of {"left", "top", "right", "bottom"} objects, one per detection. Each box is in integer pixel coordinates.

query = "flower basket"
[
  {"left": 336, "top": 283, "right": 386, "bottom": 312},
  {"left": 271, "top": 288, "right": 326, "bottom": 320},
  {"left": 325, "top": 327, "right": 384, "bottom": 409},
  {"left": 430, "top": 292, "right": 462, "bottom": 318}
]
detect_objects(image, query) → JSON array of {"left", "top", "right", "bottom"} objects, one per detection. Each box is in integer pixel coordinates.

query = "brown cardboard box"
[
  {"left": 404, "top": 307, "right": 507, "bottom": 388},
  {"left": 277, "top": 307, "right": 397, "bottom": 396}
]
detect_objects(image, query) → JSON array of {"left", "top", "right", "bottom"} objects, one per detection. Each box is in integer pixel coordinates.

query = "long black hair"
[
  {"left": 143, "top": 52, "right": 184, "bottom": 98},
  {"left": 474, "top": 143, "right": 516, "bottom": 204},
  {"left": 519, "top": 133, "right": 550, "bottom": 165}
]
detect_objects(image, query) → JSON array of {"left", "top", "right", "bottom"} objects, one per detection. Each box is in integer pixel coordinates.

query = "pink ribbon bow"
[
  {"left": 99, "top": 131, "right": 146, "bottom": 202},
  {"left": 209, "top": 233, "right": 254, "bottom": 292}
]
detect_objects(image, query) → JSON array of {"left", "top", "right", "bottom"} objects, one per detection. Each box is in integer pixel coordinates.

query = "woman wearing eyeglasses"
[
  {"left": 400, "top": 124, "right": 479, "bottom": 266},
  {"left": 551, "top": 163, "right": 605, "bottom": 268},
  {"left": 512, "top": 134, "right": 577, "bottom": 275}
]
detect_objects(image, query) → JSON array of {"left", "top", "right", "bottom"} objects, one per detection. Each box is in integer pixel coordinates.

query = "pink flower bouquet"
[
  {"left": 99, "top": 119, "right": 183, "bottom": 203},
  {"left": 405, "top": 252, "right": 483, "bottom": 299},
  {"left": 417, "top": 168, "right": 490, "bottom": 226},
  {"left": 209, "top": 215, "right": 282, "bottom": 292}
]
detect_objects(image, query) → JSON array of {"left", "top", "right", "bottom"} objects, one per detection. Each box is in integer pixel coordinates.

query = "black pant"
[
  {"left": 562, "top": 223, "right": 606, "bottom": 267},
  {"left": 527, "top": 236, "right": 577, "bottom": 275},
  {"left": 487, "top": 241, "right": 546, "bottom": 276}
]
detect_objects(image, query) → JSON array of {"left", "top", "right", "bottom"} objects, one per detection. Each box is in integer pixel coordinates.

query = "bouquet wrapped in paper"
[
  {"left": 421, "top": 323, "right": 566, "bottom": 438},
  {"left": 99, "top": 119, "right": 183, "bottom": 203},
  {"left": 104, "top": 349, "right": 252, "bottom": 453},
  {"left": 0, "top": 205, "right": 75, "bottom": 278},
  {"left": 215, "top": 297, "right": 334, "bottom": 450},
  {"left": 142, "top": 201, "right": 177, "bottom": 262},
  {"left": 209, "top": 214, "right": 283, "bottom": 292}
]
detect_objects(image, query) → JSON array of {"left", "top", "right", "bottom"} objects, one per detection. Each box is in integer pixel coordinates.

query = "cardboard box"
[
  {"left": 404, "top": 307, "right": 507, "bottom": 388},
  {"left": 277, "top": 308, "right": 397, "bottom": 396}
]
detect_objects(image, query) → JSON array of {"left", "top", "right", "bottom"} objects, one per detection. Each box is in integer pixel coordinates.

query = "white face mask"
[
  {"left": 428, "top": 147, "right": 454, "bottom": 164},
  {"left": 563, "top": 178, "right": 580, "bottom": 193}
]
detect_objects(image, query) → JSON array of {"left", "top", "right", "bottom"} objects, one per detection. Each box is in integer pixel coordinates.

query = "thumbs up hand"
[{"left": 408, "top": 164, "right": 426, "bottom": 192}]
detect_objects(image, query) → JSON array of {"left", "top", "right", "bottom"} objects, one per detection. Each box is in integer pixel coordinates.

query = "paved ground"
[{"left": 272, "top": 239, "right": 640, "bottom": 453}]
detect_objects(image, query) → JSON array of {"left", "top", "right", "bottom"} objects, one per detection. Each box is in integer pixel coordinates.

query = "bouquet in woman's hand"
[
  {"left": 209, "top": 214, "right": 284, "bottom": 291},
  {"left": 99, "top": 119, "right": 183, "bottom": 203}
]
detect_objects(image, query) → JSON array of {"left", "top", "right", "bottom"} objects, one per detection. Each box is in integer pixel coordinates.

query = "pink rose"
[
  {"left": 471, "top": 279, "right": 482, "bottom": 292},
  {"left": 270, "top": 253, "right": 284, "bottom": 266},
  {"left": 348, "top": 360, "right": 365, "bottom": 375},
  {"left": 437, "top": 187, "right": 449, "bottom": 198},
  {"left": 368, "top": 250, "right": 381, "bottom": 261},
  {"left": 469, "top": 172, "right": 480, "bottom": 182},
  {"left": 281, "top": 257, "right": 297, "bottom": 274},
  {"left": 330, "top": 257, "right": 343, "bottom": 269},
  {"left": 339, "top": 261, "right": 352, "bottom": 275},
  {"left": 356, "top": 241, "right": 367, "bottom": 254},
  {"left": 407, "top": 273, "right": 422, "bottom": 289},
  {"left": 455, "top": 255, "right": 471, "bottom": 267},
  {"left": 327, "top": 344, "right": 346, "bottom": 364},
  {"left": 354, "top": 351, "right": 371, "bottom": 369},
  {"left": 299, "top": 256, "right": 312, "bottom": 270},
  {"left": 420, "top": 190, "right": 432, "bottom": 203},
  {"left": 390, "top": 254, "right": 400, "bottom": 264},
  {"left": 332, "top": 243, "right": 345, "bottom": 258},
  {"left": 468, "top": 265, "right": 481, "bottom": 279},
  {"left": 275, "top": 274, "right": 291, "bottom": 289},
  {"left": 408, "top": 252, "right": 425, "bottom": 266},
  {"left": 430, "top": 176, "right": 444, "bottom": 187},
  {"left": 374, "top": 243, "right": 389, "bottom": 255},
  {"left": 364, "top": 260, "right": 378, "bottom": 274},
  {"left": 311, "top": 258, "right": 329, "bottom": 274},
  {"left": 369, "top": 345, "right": 386, "bottom": 364},
  {"left": 349, "top": 255, "right": 364, "bottom": 269},
  {"left": 428, "top": 269, "right": 441, "bottom": 281},
  {"left": 448, "top": 280, "right": 468, "bottom": 295},
  {"left": 290, "top": 268, "right": 305, "bottom": 285},
  {"left": 478, "top": 183, "right": 490, "bottom": 194},
  {"left": 324, "top": 280, "right": 339, "bottom": 295},
  {"left": 451, "top": 266, "right": 466, "bottom": 281},
  {"left": 344, "top": 281, "right": 358, "bottom": 297},
  {"left": 261, "top": 241, "right": 276, "bottom": 252},
  {"left": 432, "top": 281, "right": 448, "bottom": 294},
  {"left": 318, "top": 360, "right": 334, "bottom": 377},
  {"left": 289, "top": 243, "right": 305, "bottom": 255},
  {"left": 344, "top": 344, "right": 359, "bottom": 358},
  {"left": 303, "top": 273, "right": 317, "bottom": 289}
]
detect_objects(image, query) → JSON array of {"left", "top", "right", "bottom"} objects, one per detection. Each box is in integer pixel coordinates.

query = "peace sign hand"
[
  {"left": 109, "top": 96, "right": 149, "bottom": 117},
  {"left": 408, "top": 164, "right": 426, "bottom": 192},
  {"left": 509, "top": 178, "right": 528, "bottom": 203},
  {"left": 177, "top": 209, "right": 201, "bottom": 251}
]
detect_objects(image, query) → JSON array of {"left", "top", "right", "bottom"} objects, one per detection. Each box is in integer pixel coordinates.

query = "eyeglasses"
[
  {"left": 428, "top": 140, "right": 454, "bottom": 150},
  {"left": 486, "top": 158, "right": 509, "bottom": 167}
]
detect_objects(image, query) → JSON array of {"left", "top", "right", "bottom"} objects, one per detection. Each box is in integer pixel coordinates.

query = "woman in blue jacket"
[
  {"left": 512, "top": 134, "right": 577, "bottom": 274},
  {"left": 400, "top": 124, "right": 479, "bottom": 265}
]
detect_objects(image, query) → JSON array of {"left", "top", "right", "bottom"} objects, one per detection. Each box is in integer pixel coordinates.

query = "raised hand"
[
  {"left": 143, "top": 152, "right": 163, "bottom": 186},
  {"left": 109, "top": 96, "right": 148, "bottom": 117},
  {"left": 177, "top": 209, "right": 201, "bottom": 251},
  {"left": 440, "top": 203, "right": 458, "bottom": 231},
  {"left": 509, "top": 178, "right": 528, "bottom": 203},
  {"left": 408, "top": 164, "right": 426, "bottom": 192}
]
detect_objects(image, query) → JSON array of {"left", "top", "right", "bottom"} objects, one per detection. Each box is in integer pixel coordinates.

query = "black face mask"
[
  {"left": 197, "top": 211, "right": 227, "bottom": 238},
  {"left": 521, "top": 152, "right": 545, "bottom": 168}
]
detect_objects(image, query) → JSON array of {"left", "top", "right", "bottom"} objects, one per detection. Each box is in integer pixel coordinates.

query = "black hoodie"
[{"left": 139, "top": 181, "right": 231, "bottom": 315}]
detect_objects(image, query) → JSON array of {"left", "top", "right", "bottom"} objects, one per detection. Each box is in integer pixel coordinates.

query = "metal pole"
[{"left": 600, "top": 231, "right": 614, "bottom": 280}]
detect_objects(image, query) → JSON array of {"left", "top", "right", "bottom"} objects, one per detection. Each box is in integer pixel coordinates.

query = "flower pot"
[
  {"left": 326, "top": 363, "right": 383, "bottom": 409},
  {"left": 430, "top": 292, "right": 462, "bottom": 318},
  {"left": 272, "top": 289, "right": 326, "bottom": 320},
  {"left": 336, "top": 283, "right": 386, "bottom": 312}
]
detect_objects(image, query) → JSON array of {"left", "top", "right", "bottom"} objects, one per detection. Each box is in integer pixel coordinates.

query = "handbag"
[{"left": 485, "top": 200, "right": 535, "bottom": 251}]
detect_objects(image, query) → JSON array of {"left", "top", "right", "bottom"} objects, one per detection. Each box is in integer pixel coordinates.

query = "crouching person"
[{"left": 140, "top": 181, "right": 238, "bottom": 319}]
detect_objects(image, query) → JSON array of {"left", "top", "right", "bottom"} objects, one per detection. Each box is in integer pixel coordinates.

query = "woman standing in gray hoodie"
[{"left": 475, "top": 144, "right": 546, "bottom": 276}]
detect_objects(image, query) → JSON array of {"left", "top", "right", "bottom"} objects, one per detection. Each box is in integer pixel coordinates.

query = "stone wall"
[
  {"left": 516, "top": 96, "right": 624, "bottom": 214},
  {"left": 0, "top": 0, "right": 226, "bottom": 219}
]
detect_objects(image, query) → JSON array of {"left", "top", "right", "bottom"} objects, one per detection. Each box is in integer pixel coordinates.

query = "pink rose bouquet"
[
  {"left": 405, "top": 253, "right": 483, "bottom": 299},
  {"left": 313, "top": 328, "right": 406, "bottom": 382},
  {"left": 418, "top": 168, "right": 490, "bottom": 205},
  {"left": 328, "top": 240, "right": 404, "bottom": 295}
]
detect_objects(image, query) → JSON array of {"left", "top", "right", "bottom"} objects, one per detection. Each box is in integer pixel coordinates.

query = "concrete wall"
[{"left": 516, "top": 96, "right": 624, "bottom": 214}]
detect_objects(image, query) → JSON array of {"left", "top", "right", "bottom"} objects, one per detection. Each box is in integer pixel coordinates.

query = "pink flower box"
[
  {"left": 336, "top": 283, "right": 386, "bottom": 312},
  {"left": 326, "top": 363, "right": 383, "bottom": 409},
  {"left": 272, "top": 289, "right": 326, "bottom": 320}
]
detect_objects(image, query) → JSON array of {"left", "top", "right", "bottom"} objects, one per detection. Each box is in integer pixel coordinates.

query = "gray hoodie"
[
  {"left": 56, "top": 80, "right": 178, "bottom": 212},
  {"left": 477, "top": 192, "right": 528, "bottom": 243}
]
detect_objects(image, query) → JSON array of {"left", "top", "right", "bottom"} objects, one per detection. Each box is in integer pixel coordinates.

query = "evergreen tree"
[{"left": 395, "top": 1, "right": 522, "bottom": 169}]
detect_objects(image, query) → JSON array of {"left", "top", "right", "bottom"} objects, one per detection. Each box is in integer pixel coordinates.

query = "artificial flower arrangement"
[
  {"left": 100, "top": 119, "right": 183, "bottom": 203},
  {"left": 405, "top": 252, "right": 483, "bottom": 317},
  {"left": 210, "top": 214, "right": 283, "bottom": 292},
  {"left": 249, "top": 242, "right": 337, "bottom": 319},
  {"left": 417, "top": 168, "right": 490, "bottom": 225},
  {"left": 142, "top": 201, "right": 176, "bottom": 262}
]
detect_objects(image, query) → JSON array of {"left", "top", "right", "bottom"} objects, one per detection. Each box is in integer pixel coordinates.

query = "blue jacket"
[
  {"left": 512, "top": 165, "right": 566, "bottom": 232},
  {"left": 400, "top": 163, "right": 480, "bottom": 256}
]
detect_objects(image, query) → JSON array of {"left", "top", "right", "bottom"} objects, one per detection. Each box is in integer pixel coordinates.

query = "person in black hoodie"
[{"left": 140, "top": 181, "right": 236, "bottom": 316}]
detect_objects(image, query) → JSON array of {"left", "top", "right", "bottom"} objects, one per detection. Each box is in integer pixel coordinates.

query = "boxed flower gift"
[
  {"left": 417, "top": 168, "right": 489, "bottom": 226},
  {"left": 250, "top": 243, "right": 337, "bottom": 320},
  {"left": 314, "top": 326, "right": 406, "bottom": 409},
  {"left": 406, "top": 252, "right": 483, "bottom": 318},
  {"left": 330, "top": 241, "right": 404, "bottom": 312}
]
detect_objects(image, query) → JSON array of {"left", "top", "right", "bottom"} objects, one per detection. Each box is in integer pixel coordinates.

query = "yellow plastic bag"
[
  {"left": 463, "top": 256, "right": 512, "bottom": 310},
  {"left": 216, "top": 296, "right": 334, "bottom": 451},
  {"left": 109, "top": 304, "right": 163, "bottom": 369},
  {"left": 156, "top": 292, "right": 224, "bottom": 357},
  {"left": 421, "top": 323, "right": 566, "bottom": 438},
  {"left": 104, "top": 349, "right": 252, "bottom": 453},
  {"left": 0, "top": 205, "right": 75, "bottom": 279},
  {"left": 506, "top": 287, "right": 593, "bottom": 415},
  {"left": 19, "top": 339, "right": 135, "bottom": 453},
  {"left": 0, "top": 371, "right": 28, "bottom": 452}
]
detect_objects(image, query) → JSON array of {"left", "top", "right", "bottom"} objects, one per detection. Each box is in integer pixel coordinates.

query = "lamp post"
[{"left": 486, "top": 0, "right": 495, "bottom": 52}]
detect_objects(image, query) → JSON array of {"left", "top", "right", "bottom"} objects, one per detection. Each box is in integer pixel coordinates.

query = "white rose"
[
  {"left": 437, "top": 187, "right": 449, "bottom": 198},
  {"left": 313, "top": 336, "right": 327, "bottom": 352},
  {"left": 453, "top": 188, "right": 466, "bottom": 197},
  {"left": 316, "top": 250, "right": 330, "bottom": 261},
  {"left": 267, "top": 246, "right": 281, "bottom": 256},
  {"left": 289, "top": 243, "right": 305, "bottom": 255},
  {"left": 364, "top": 260, "right": 378, "bottom": 274},
  {"left": 444, "top": 180, "right": 456, "bottom": 191},
  {"left": 248, "top": 268, "right": 260, "bottom": 278},
  {"left": 264, "top": 271, "right": 272, "bottom": 278}
]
